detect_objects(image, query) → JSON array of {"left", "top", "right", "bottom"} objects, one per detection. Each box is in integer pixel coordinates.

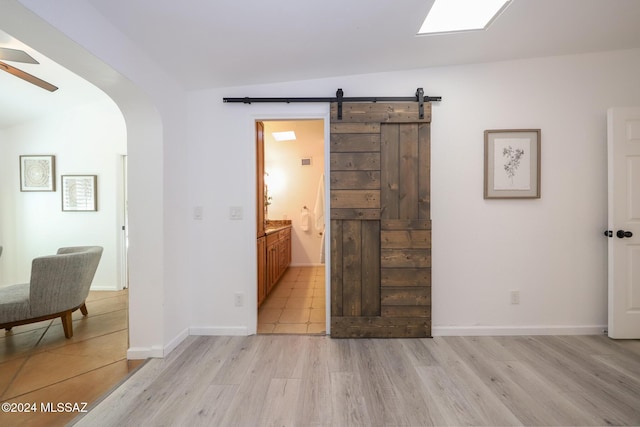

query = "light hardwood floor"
[
  {"left": 75, "top": 333, "right": 640, "bottom": 426},
  {"left": 0, "top": 290, "right": 141, "bottom": 427}
]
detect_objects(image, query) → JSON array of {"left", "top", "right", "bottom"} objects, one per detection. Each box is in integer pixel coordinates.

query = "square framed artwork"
[
  {"left": 19, "top": 155, "right": 56, "bottom": 191},
  {"left": 484, "top": 129, "right": 541, "bottom": 199},
  {"left": 61, "top": 175, "right": 98, "bottom": 211}
]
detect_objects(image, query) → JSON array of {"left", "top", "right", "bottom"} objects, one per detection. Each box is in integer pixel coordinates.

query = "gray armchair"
[{"left": 0, "top": 246, "right": 103, "bottom": 338}]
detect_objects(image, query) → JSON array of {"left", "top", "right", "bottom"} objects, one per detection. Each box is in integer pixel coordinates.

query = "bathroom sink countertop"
[{"left": 264, "top": 220, "right": 292, "bottom": 235}]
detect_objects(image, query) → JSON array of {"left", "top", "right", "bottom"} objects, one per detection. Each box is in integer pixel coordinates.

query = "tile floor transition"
[
  {"left": 0, "top": 289, "right": 139, "bottom": 427},
  {"left": 258, "top": 266, "right": 327, "bottom": 334},
  {"left": 0, "top": 266, "right": 327, "bottom": 425}
]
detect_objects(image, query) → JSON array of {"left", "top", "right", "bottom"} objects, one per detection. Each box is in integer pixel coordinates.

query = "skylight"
[
  {"left": 418, "top": 0, "right": 511, "bottom": 35},
  {"left": 272, "top": 131, "right": 296, "bottom": 141}
]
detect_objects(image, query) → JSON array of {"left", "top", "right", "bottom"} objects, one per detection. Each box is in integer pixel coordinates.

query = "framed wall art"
[
  {"left": 484, "top": 129, "right": 541, "bottom": 199},
  {"left": 19, "top": 155, "right": 56, "bottom": 191},
  {"left": 61, "top": 175, "right": 98, "bottom": 211}
]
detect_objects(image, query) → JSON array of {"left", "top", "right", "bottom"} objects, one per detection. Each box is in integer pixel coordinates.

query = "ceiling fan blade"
[
  {"left": 0, "top": 61, "right": 58, "bottom": 92},
  {"left": 0, "top": 47, "right": 39, "bottom": 64}
]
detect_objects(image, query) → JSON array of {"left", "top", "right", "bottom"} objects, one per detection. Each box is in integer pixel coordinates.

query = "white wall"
[
  {"left": 264, "top": 120, "right": 325, "bottom": 266},
  {"left": 0, "top": 127, "right": 15, "bottom": 283},
  {"left": 188, "top": 48, "right": 640, "bottom": 336},
  {"left": 0, "top": 99, "right": 126, "bottom": 289},
  {"left": 7, "top": 0, "right": 191, "bottom": 358}
]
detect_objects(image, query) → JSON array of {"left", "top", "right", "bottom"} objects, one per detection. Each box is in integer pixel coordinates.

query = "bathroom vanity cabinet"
[
  {"left": 257, "top": 236, "right": 267, "bottom": 306},
  {"left": 258, "top": 224, "right": 291, "bottom": 307},
  {"left": 265, "top": 226, "right": 291, "bottom": 294}
]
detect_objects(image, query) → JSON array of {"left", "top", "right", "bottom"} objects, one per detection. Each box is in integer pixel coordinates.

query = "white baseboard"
[
  {"left": 90, "top": 284, "right": 120, "bottom": 291},
  {"left": 432, "top": 325, "right": 607, "bottom": 336},
  {"left": 189, "top": 326, "right": 249, "bottom": 336},
  {"left": 164, "top": 328, "right": 189, "bottom": 355},
  {"left": 127, "top": 324, "right": 606, "bottom": 359},
  {"left": 127, "top": 327, "right": 246, "bottom": 359},
  {"left": 127, "top": 345, "right": 164, "bottom": 360},
  {"left": 126, "top": 329, "right": 188, "bottom": 360}
]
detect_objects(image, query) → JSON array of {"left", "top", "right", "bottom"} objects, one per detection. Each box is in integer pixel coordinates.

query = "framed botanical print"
[{"left": 484, "top": 129, "right": 541, "bottom": 199}]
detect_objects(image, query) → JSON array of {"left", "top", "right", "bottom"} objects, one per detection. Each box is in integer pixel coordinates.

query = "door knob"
[{"left": 616, "top": 230, "right": 633, "bottom": 238}]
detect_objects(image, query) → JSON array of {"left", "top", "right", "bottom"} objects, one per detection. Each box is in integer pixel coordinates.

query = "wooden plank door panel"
[
  {"left": 381, "top": 123, "right": 431, "bottom": 220},
  {"left": 330, "top": 102, "right": 431, "bottom": 338}
]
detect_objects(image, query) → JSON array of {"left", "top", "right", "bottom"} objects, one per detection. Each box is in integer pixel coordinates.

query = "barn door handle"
[{"left": 616, "top": 230, "right": 633, "bottom": 238}]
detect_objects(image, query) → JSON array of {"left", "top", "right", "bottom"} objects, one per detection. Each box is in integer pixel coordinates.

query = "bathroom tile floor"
[{"left": 258, "top": 266, "right": 326, "bottom": 335}]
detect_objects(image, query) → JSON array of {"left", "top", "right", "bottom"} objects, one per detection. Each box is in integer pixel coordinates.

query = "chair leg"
[
  {"left": 80, "top": 303, "right": 88, "bottom": 316},
  {"left": 61, "top": 311, "right": 73, "bottom": 338}
]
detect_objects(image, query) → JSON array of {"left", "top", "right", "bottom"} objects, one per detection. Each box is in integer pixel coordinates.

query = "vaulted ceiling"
[
  {"left": 1, "top": 0, "right": 640, "bottom": 128},
  {"left": 0, "top": 28, "right": 107, "bottom": 129}
]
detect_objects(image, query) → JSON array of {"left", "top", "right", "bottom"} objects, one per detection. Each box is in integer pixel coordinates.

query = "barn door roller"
[{"left": 223, "top": 88, "right": 441, "bottom": 120}]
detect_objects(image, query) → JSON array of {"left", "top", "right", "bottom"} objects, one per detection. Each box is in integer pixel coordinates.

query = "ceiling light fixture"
[
  {"left": 418, "top": 0, "right": 511, "bottom": 35},
  {"left": 272, "top": 131, "right": 296, "bottom": 141}
]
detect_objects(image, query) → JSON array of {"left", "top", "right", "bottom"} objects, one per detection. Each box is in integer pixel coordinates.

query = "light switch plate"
[{"left": 229, "top": 206, "right": 243, "bottom": 220}]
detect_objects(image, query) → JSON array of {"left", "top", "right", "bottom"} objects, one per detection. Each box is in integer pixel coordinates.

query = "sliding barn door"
[{"left": 330, "top": 102, "right": 431, "bottom": 338}]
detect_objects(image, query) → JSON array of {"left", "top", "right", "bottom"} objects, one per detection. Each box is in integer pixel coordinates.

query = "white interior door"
[
  {"left": 118, "top": 155, "right": 129, "bottom": 290},
  {"left": 607, "top": 107, "right": 640, "bottom": 338}
]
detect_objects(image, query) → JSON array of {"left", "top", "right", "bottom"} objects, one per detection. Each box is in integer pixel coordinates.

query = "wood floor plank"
[
  {"left": 144, "top": 337, "right": 248, "bottom": 426},
  {"left": 326, "top": 337, "right": 357, "bottom": 374},
  {"left": 416, "top": 365, "right": 485, "bottom": 426},
  {"left": 572, "top": 334, "right": 621, "bottom": 355},
  {"left": 593, "top": 353, "right": 640, "bottom": 383},
  {"left": 218, "top": 336, "right": 281, "bottom": 426},
  {"left": 491, "top": 359, "right": 598, "bottom": 426},
  {"left": 259, "top": 378, "right": 302, "bottom": 427},
  {"left": 446, "top": 336, "right": 589, "bottom": 426},
  {"left": 330, "top": 372, "right": 373, "bottom": 426},
  {"left": 370, "top": 338, "right": 439, "bottom": 425},
  {"left": 73, "top": 335, "right": 640, "bottom": 427},
  {"left": 426, "top": 338, "right": 523, "bottom": 426},
  {"left": 534, "top": 336, "right": 640, "bottom": 418},
  {"left": 350, "top": 338, "right": 438, "bottom": 426},
  {"left": 499, "top": 335, "right": 640, "bottom": 426},
  {"left": 69, "top": 355, "right": 178, "bottom": 426},
  {"left": 293, "top": 336, "right": 332, "bottom": 426},
  {"left": 396, "top": 337, "right": 437, "bottom": 367},
  {"left": 211, "top": 335, "right": 262, "bottom": 385},
  {"left": 350, "top": 339, "right": 394, "bottom": 425},
  {"left": 465, "top": 335, "right": 518, "bottom": 362},
  {"left": 271, "top": 335, "right": 308, "bottom": 379},
  {"left": 104, "top": 336, "right": 239, "bottom": 427},
  {"left": 615, "top": 338, "right": 640, "bottom": 356},
  {"left": 174, "top": 384, "right": 239, "bottom": 427}
]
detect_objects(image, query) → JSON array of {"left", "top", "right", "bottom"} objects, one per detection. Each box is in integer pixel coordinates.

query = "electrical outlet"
[
  {"left": 193, "top": 206, "right": 203, "bottom": 220},
  {"left": 510, "top": 290, "right": 520, "bottom": 305},
  {"left": 234, "top": 292, "right": 244, "bottom": 307}
]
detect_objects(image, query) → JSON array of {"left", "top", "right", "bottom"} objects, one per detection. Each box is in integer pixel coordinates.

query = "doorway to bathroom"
[{"left": 256, "top": 119, "right": 327, "bottom": 334}]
